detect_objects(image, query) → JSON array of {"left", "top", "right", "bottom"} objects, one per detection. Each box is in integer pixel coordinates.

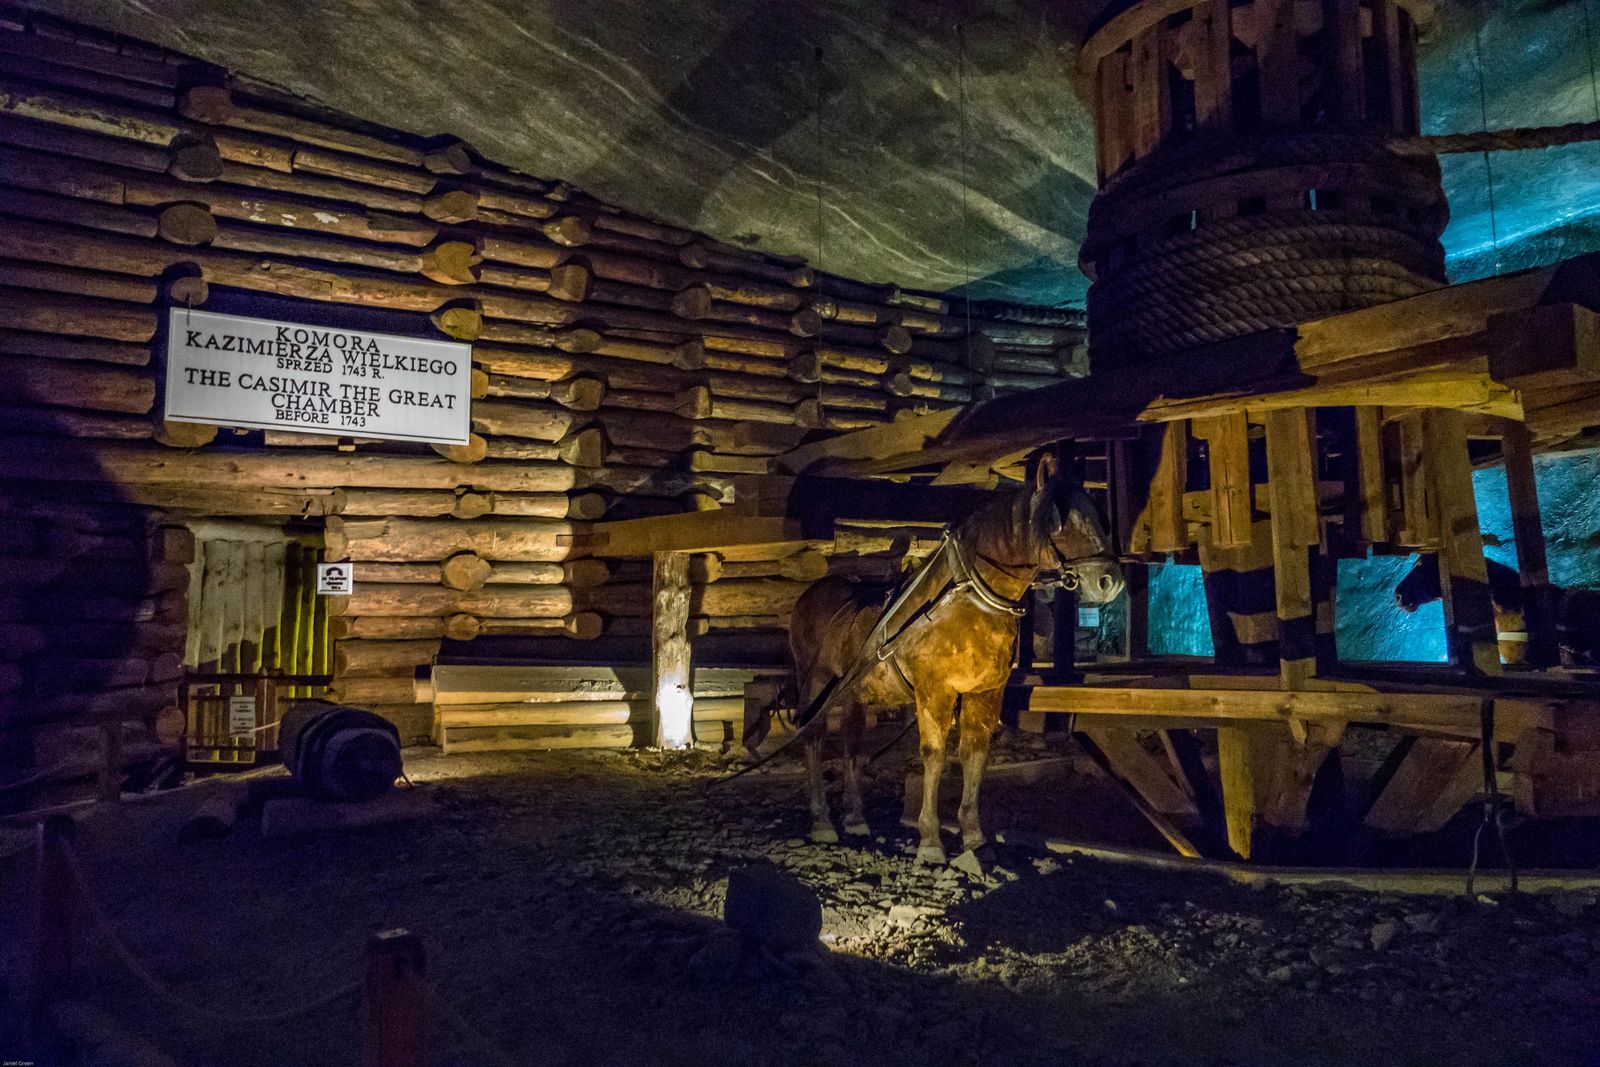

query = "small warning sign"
[
  {"left": 317, "top": 562, "right": 354, "bottom": 595},
  {"left": 228, "top": 694, "right": 257, "bottom": 738},
  {"left": 1077, "top": 606, "right": 1102, "bottom": 628}
]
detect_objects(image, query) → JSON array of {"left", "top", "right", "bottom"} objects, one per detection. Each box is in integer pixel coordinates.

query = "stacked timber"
[
  {"left": 423, "top": 664, "right": 755, "bottom": 752},
  {"left": 0, "top": 10, "right": 1082, "bottom": 750},
  {"left": 0, "top": 481, "right": 190, "bottom": 806}
]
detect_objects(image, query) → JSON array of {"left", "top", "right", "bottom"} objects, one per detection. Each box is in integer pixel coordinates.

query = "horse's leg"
[
  {"left": 913, "top": 687, "right": 957, "bottom": 865},
  {"left": 800, "top": 664, "right": 839, "bottom": 844},
  {"left": 840, "top": 704, "right": 869, "bottom": 836},
  {"left": 956, "top": 686, "right": 1003, "bottom": 853}
]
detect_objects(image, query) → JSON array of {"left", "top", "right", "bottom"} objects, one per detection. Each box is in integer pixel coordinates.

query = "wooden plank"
[
  {"left": 1147, "top": 421, "right": 1189, "bottom": 553},
  {"left": 570, "top": 511, "right": 801, "bottom": 558},
  {"left": 1216, "top": 728, "right": 1257, "bottom": 858},
  {"left": 1353, "top": 406, "right": 1389, "bottom": 543},
  {"left": 1422, "top": 410, "right": 1501, "bottom": 676},
  {"left": 1327, "top": 0, "right": 1365, "bottom": 124},
  {"left": 1394, "top": 412, "right": 1436, "bottom": 547},
  {"left": 1027, "top": 684, "right": 1564, "bottom": 741},
  {"left": 651, "top": 551, "right": 692, "bottom": 748},
  {"left": 1265, "top": 409, "right": 1319, "bottom": 689},
  {"left": 1486, "top": 304, "right": 1600, "bottom": 389},
  {"left": 734, "top": 476, "right": 997, "bottom": 527},
  {"left": 1129, "top": 25, "right": 1164, "bottom": 157},
  {"left": 1195, "top": 413, "right": 1252, "bottom": 548},
  {"left": 1256, "top": 0, "right": 1301, "bottom": 126},
  {"left": 1082, "top": 728, "right": 1199, "bottom": 818},
  {"left": 1364, "top": 737, "right": 1480, "bottom": 835},
  {"left": 1192, "top": 0, "right": 1233, "bottom": 130},
  {"left": 1500, "top": 420, "right": 1560, "bottom": 666}
]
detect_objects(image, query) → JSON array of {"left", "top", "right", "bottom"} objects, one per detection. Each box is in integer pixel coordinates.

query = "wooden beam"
[
  {"left": 732, "top": 476, "right": 997, "bottom": 528},
  {"left": 1364, "top": 738, "right": 1481, "bottom": 836},
  {"left": 1195, "top": 412, "right": 1251, "bottom": 549},
  {"left": 1265, "top": 409, "right": 1319, "bottom": 689},
  {"left": 1486, "top": 303, "right": 1600, "bottom": 388},
  {"left": 1146, "top": 422, "right": 1189, "bottom": 553},
  {"left": 1081, "top": 728, "right": 1199, "bottom": 819},
  {"left": 1500, "top": 420, "right": 1560, "bottom": 666},
  {"left": 1394, "top": 412, "right": 1436, "bottom": 548},
  {"left": 1027, "top": 684, "right": 1562, "bottom": 741},
  {"left": 1353, "top": 406, "right": 1389, "bottom": 543},
  {"left": 1422, "top": 409, "right": 1501, "bottom": 675},
  {"left": 567, "top": 511, "right": 801, "bottom": 558}
]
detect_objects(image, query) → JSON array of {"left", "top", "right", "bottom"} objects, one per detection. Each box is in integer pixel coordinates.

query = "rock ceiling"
[{"left": 30, "top": 0, "right": 1600, "bottom": 305}]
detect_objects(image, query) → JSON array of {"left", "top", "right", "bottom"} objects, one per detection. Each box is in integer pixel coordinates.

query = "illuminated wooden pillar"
[{"left": 651, "top": 550, "right": 693, "bottom": 748}]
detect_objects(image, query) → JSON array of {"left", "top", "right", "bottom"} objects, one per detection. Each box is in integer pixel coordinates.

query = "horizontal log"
[
  {"left": 0, "top": 681, "right": 176, "bottom": 728},
  {"left": 691, "top": 550, "right": 828, "bottom": 583},
  {"left": 470, "top": 400, "right": 584, "bottom": 442},
  {"left": 329, "top": 614, "right": 481, "bottom": 641},
  {"left": 0, "top": 621, "right": 185, "bottom": 657},
  {"left": 355, "top": 557, "right": 608, "bottom": 589},
  {"left": 440, "top": 723, "right": 634, "bottom": 753},
  {"left": 333, "top": 639, "right": 441, "bottom": 677},
  {"left": 326, "top": 516, "right": 574, "bottom": 562},
  {"left": 325, "top": 675, "right": 418, "bottom": 706},
  {"left": 0, "top": 257, "right": 157, "bottom": 303},
  {"left": 689, "top": 614, "right": 786, "bottom": 635},
  {"left": 332, "top": 583, "right": 574, "bottom": 619},
  {"left": 0, "top": 405, "right": 152, "bottom": 440},
  {"left": 179, "top": 86, "right": 425, "bottom": 168},
  {"left": 0, "top": 329, "right": 148, "bottom": 367},
  {"left": 0, "top": 354, "right": 155, "bottom": 414},
  {"left": 481, "top": 428, "right": 604, "bottom": 467},
  {"left": 0, "top": 557, "right": 187, "bottom": 594},
  {"left": 441, "top": 701, "right": 637, "bottom": 727},
  {"left": 214, "top": 157, "right": 422, "bottom": 214},
  {"left": 0, "top": 287, "right": 156, "bottom": 342},
  {"left": 0, "top": 439, "right": 582, "bottom": 493},
  {"left": 469, "top": 614, "right": 602, "bottom": 639}
]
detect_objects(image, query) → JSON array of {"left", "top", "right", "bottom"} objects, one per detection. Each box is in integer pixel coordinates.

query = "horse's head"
[
  {"left": 1394, "top": 554, "right": 1440, "bottom": 613},
  {"left": 1028, "top": 454, "right": 1125, "bottom": 606}
]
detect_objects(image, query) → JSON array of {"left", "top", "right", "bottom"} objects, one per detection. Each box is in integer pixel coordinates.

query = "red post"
[
  {"left": 362, "top": 928, "right": 427, "bottom": 1067},
  {"left": 30, "top": 814, "right": 77, "bottom": 1042}
]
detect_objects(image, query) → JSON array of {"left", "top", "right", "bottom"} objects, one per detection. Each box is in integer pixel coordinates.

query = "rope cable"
[
  {"left": 65, "top": 849, "right": 359, "bottom": 1027},
  {"left": 1471, "top": 2, "right": 1503, "bottom": 276}
]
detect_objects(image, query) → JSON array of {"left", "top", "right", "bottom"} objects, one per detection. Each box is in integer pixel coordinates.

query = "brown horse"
[{"left": 788, "top": 457, "right": 1123, "bottom": 863}]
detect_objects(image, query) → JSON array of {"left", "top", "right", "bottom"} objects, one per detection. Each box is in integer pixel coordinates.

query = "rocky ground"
[{"left": 2, "top": 739, "right": 1599, "bottom": 1067}]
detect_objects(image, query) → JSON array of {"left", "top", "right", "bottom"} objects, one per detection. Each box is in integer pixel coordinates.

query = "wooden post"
[
  {"left": 1422, "top": 410, "right": 1501, "bottom": 676},
  {"left": 651, "top": 550, "right": 693, "bottom": 749},
  {"left": 1500, "top": 420, "right": 1559, "bottom": 667},
  {"left": 1353, "top": 406, "right": 1388, "bottom": 544},
  {"left": 1050, "top": 585, "right": 1079, "bottom": 683},
  {"left": 30, "top": 814, "right": 77, "bottom": 1043},
  {"left": 1195, "top": 412, "right": 1251, "bottom": 549},
  {"left": 1147, "top": 421, "right": 1188, "bottom": 553},
  {"left": 362, "top": 929, "right": 426, "bottom": 1067},
  {"left": 1265, "top": 408, "right": 1320, "bottom": 690}
]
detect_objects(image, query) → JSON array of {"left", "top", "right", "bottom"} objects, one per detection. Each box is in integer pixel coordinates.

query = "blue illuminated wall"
[{"left": 1146, "top": 453, "right": 1600, "bottom": 662}]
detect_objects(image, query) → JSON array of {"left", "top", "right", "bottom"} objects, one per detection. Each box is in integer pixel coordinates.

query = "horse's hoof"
[
  {"left": 915, "top": 844, "right": 948, "bottom": 866},
  {"left": 842, "top": 818, "right": 870, "bottom": 837},
  {"left": 809, "top": 825, "right": 839, "bottom": 845}
]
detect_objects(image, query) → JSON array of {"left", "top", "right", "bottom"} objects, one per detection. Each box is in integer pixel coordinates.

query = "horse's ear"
[{"left": 1035, "top": 452, "right": 1058, "bottom": 492}]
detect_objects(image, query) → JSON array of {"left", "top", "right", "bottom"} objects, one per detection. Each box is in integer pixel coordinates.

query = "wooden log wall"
[{"left": 0, "top": 10, "right": 1083, "bottom": 760}]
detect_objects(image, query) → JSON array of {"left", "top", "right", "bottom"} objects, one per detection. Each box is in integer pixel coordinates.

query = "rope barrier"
[
  {"left": 431, "top": 984, "right": 525, "bottom": 1067},
  {"left": 63, "top": 848, "right": 360, "bottom": 1027},
  {"left": 0, "top": 761, "right": 75, "bottom": 794}
]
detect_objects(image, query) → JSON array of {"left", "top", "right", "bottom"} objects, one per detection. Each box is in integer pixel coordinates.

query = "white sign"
[
  {"left": 1077, "top": 606, "right": 1102, "bottom": 628},
  {"left": 164, "top": 308, "right": 471, "bottom": 444},
  {"left": 317, "top": 563, "right": 354, "bottom": 595},
  {"left": 228, "top": 694, "right": 257, "bottom": 738}
]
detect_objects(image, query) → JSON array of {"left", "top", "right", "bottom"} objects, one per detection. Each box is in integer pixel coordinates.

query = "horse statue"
[{"left": 787, "top": 455, "right": 1124, "bottom": 864}]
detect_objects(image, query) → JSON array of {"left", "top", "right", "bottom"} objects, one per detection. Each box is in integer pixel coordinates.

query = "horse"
[
  {"left": 787, "top": 456, "right": 1124, "bottom": 864},
  {"left": 1396, "top": 553, "right": 1600, "bottom": 666}
]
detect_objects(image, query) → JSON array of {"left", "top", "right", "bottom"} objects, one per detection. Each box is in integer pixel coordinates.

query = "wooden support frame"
[
  {"left": 1264, "top": 408, "right": 1319, "bottom": 690},
  {"left": 1500, "top": 419, "right": 1560, "bottom": 666},
  {"left": 1194, "top": 412, "right": 1251, "bottom": 549}
]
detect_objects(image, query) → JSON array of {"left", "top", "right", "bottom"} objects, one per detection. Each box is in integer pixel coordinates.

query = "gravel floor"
[{"left": 2, "top": 742, "right": 1599, "bottom": 1067}]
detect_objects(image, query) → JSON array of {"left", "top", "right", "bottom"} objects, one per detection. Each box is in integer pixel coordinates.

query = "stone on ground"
[{"left": 724, "top": 864, "right": 822, "bottom": 952}]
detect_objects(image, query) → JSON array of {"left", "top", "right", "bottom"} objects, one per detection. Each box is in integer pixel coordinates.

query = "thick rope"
[
  {"left": 1389, "top": 120, "right": 1600, "bottom": 157},
  {"left": 64, "top": 849, "right": 360, "bottom": 1027}
]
